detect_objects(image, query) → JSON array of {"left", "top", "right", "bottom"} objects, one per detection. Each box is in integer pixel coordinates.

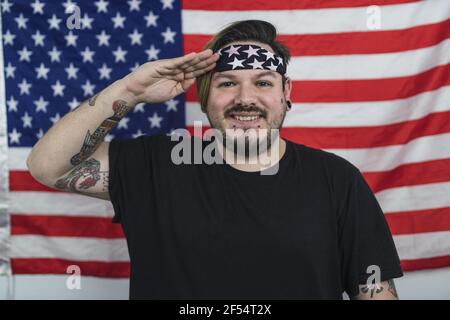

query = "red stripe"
[
  {"left": 281, "top": 110, "right": 450, "bottom": 149},
  {"left": 11, "top": 214, "right": 124, "bottom": 239},
  {"left": 386, "top": 207, "right": 450, "bottom": 235},
  {"left": 182, "top": 0, "right": 419, "bottom": 10},
  {"left": 364, "top": 158, "right": 450, "bottom": 194},
  {"left": 186, "top": 64, "right": 450, "bottom": 103},
  {"left": 11, "top": 258, "right": 130, "bottom": 278},
  {"left": 401, "top": 255, "right": 450, "bottom": 272},
  {"left": 10, "top": 170, "right": 60, "bottom": 192},
  {"left": 184, "top": 19, "right": 450, "bottom": 56}
]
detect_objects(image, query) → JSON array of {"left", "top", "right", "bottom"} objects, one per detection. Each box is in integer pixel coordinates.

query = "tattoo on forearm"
[
  {"left": 361, "top": 283, "right": 384, "bottom": 298},
  {"left": 387, "top": 279, "right": 398, "bottom": 298},
  {"left": 88, "top": 93, "right": 99, "bottom": 106},
  {"left": 70, "top": 99, "right": 131, "bottom": 166},
  {"left": 55, "top": 158, "right": 108, "bottom": 193}
]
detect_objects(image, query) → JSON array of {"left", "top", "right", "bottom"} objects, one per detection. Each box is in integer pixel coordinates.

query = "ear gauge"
[{"left": 286, "top": 100, "right": 292, "bottom": 110}]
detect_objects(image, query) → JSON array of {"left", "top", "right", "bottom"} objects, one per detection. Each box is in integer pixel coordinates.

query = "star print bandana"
[{"left": 214, "top": 44, "right": 287, "bottom": 75}]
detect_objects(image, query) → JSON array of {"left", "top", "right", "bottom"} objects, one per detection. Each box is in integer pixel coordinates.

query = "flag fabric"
[{"left": 0, "top": 0, "right": 449, "bottom": 281}]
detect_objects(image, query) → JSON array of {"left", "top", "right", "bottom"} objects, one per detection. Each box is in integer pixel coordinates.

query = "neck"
[{"left": 217, "top": 137, "right": 287, "bottom": 172}]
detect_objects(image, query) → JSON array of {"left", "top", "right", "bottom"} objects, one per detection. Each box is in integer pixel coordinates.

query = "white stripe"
[
  {"left": 8, "top": 147, "right": 29, "bottom": 170},
  {"left": 182, "top": 0, "right": 450, "bottom": 35},
  {"left": 377, "top": 182, "right": 450, "bottom": 213},
  {"left": 291, "top": 39, "right": 449, "bottom": 80},
  {"left": 394, "top": 231, "right": 450, "bottom": 260},
  {"left": 9, "top": 192, "right": 114, "bottom": 218},
  {"left": 186, "top": 85, "right": 450, "bottom": 127},
  {"left": 10, "top": 235, "right": 129, "bottom": 262},
  {"left": 326, "top": 133, "right": 450, "bottom": 172}
]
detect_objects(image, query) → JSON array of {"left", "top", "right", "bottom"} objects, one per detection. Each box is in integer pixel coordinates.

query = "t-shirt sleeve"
[
  {"left": 108, "top": 135, "right": 153, "bottom": 224},
  {"left": 335, "top": 162, "right": 404, "bottom": 296}
]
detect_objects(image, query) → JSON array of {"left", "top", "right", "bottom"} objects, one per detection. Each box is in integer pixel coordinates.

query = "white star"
[
  {"left": 261, "top": 50, "right": 275, "bottom": 61},
  {"left": 62, "top": 0, "right": 77, "bottom": 13},
  {"left": 243, "top": 45, "right": 260, "bottom": 58},
  {"left": 80, "top": 47, "right": 95, "bottom": 63},
  {"left": 161, "top": 26, "right": 176, "bottom": 44},
  {"left": 104, "top": 134, "right": 115, "bottom": 142},
  {"left": 3, "top": 30, "right": 15, "bottom": 45},
  {"left": 148, "top": 112, "right": 163, "bottom": 128},
  {"left": 36, "top": 129, "right": 44, "bottom": 139},
  {"left": 5, "top": 62, "right": 15, "bottom": 78},
  {"left": 82, "top": 80, "right": 95, "bottom": 96},
  {"left": 165, "top": 99, "right": 178, "bottom": 112},
  {"left": 7, "top": 96, "right": 18, "bottom": 112},
  {"left": 65, "top": 31, "right": 78, "bottom": 47},
  {"left": 128, "top": 0, "right": 141, "bottom": 11},
  {"left": 98, "top": 63, "right": 112, "bottom": 80},
  {"left": 2, "top": 0, "right": 13, "bottom": 13},
  {"left": 15, "top": 13, "right": 28, "bottom": 29},
  {"left": 18, "top": 46, "right": 32, "bottom": 62},
  {"left": 51, "top": 80, "right": 66, "bottom": 97},
  {"left": 133, "top": 102, "right": 145, "bottom": 112},
  {"left": 132, "top": 129, "right": 144, "bottom": 138},
  {"left": 128, "top": 29, "right": 142, "bottom": 45},
  {"left": 35, "top": 63, "right": 50, "bottom": 79},
  {"left": 34, "top": 96, "right": 49, "bottom": 113},
  {"left": 228, "top": 57, "right": 245, "bottom": 70},
  {"left": 130, "top": 62, "right": 140, "bottom": 72},
  {"left": 145, "top": 44, "right": 160, "bottom": 60},
  {"left": 65, "top": 63, "right": 79, "bottom": 79},
  {"left": 21, "top": 112, "right": 33, "bottom": 128},
  {"left": 161, "top": 0, "right": 174, "bottom": 10},
  {"left": 224, "top": 45, "right": 240, "bottom": 57},
  {"left": 31, "top": 30, "right": 45, "bottom": 46},
  {"left": 68, "top": 97, "right": 80, "bottom": 110},
  {"left": 81, "top": 13, "right": 93, "bottom": 29},
  {"left": 47, "top": 14, "right": 62, "bottom": 30},
  {"left": 9, "top": 128, "right": 22, "bottom": 145},
  {"left": 48, "top": 46, "right": 62, "bottom": 62},
  {"left": 117, "top": 117, "right": 130, "bottom": 129},
  {"left": 247, "top": 58, "right": 264, "bottom": 69},
  {"left": 277, "top": 56, "right": 284, "bottom": 66},
  {"left": 113, "top": 46, "right": 127, "bottom": 63},
  {"left": 96, "top": 30, "right": 110, "bottom": 46},
  {"left": 145, "top": 10, "right": 158, "bottom": 27},
  {"left": 31, "top": 0, "right": 45, "bottom": 14},
  {"left": 111, "top": 12, "right": 126, "bottom": 28},
  {"left": 267, "top": 61, "right": 278, "bottom": 71},
  {"left": 18, "top": 79, "right": 32, "bottom": 95},
  {"left": 50, "top": 113, "right": 61, "bottom": 124},
  {"left": 94, "top": 0, "right": 108, "bottom": 13}
]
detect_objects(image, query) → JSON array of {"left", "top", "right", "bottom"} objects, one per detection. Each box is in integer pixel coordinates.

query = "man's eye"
[
  {"left": 219, "top": 82, "right": 234, "bottom": 87},
  {"left": 257, "top": 81, "right": 272, "bottom": 87}
]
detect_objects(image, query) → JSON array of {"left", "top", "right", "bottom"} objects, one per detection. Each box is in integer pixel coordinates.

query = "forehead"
[{"left": 212, "top": 69, "right": 279, "bottom": 81}]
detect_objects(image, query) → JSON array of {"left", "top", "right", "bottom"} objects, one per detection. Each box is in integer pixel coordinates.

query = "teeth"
[{"left": 234, "top": 115, "right": 259, "bottom": 121}]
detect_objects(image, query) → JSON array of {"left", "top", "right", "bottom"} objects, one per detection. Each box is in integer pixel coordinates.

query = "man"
[{"left": 27, "top": 20, "right": 403, "bottom": 299}]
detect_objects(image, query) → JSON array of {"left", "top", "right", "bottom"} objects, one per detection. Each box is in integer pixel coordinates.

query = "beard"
[{"left": 205, "top": 104, "right": 287, "bottom": 160}]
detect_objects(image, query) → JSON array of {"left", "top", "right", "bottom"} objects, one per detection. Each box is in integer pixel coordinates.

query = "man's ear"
[{"left": 283, "top": 76, "right": 292, "bottom": 101}]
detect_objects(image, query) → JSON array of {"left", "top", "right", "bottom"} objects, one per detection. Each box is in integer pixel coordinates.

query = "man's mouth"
[{"left": 228, "top": 112, "right": 264, "bottom": 127}]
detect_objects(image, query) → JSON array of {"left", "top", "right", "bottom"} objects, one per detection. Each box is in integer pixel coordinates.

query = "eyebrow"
[{"left": 213, "top": 71, "right": 277, "bottom": 81}]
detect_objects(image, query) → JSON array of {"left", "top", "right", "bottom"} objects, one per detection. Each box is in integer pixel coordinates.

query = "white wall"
[{"left": 1, "top": 267, "right": 450, "bottom": 300}]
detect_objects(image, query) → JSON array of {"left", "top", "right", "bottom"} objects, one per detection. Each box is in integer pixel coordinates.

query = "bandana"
[{"left": 214, "top": 44, "right": 287, "bottom": 75}]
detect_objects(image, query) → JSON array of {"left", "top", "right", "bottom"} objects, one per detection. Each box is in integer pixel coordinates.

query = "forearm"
[{"left": 27, "top": 79, "right": 136, "bottom": 183}]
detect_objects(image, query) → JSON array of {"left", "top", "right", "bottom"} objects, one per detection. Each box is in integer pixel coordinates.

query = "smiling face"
[{"left": 204, "top": 41, "right": 292, "bottom": 154}]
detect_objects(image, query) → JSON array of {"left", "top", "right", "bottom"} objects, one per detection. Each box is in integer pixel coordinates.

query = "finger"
[
  {"left": 184, "top": 62, "right": 217, "bottom": 79},
  {"left": 168, "top": 49, "right": 213, "bottom": 71},
  {"left": 183, "top": 52, "right": 220, "bottom": 73},
  {"left": 176, "top": 49, "right": 216, "bottom": 71}
]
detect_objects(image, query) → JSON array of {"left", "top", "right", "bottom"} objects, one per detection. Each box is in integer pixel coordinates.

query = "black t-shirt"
[{"left": 109, "top": 134, "right": 403, "bottom": 299}]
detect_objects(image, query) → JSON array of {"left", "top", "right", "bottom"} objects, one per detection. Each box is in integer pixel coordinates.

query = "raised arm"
[{"left": 26, "top": 49, "right": 219, "bottom": 200}]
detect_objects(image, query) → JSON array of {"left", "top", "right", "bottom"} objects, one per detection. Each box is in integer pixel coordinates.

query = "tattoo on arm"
[
  {"left": 88, "top": 93, "right": 99, "bottom": 106},
  {"left": 70, "top": 99, "right": 131, "bottom": 166},
  {"left": 387, "top": 279, "right": 398, "bottom": 298},
  {"left": 55, "top": 158, "right": 108, "bottom": 194}
]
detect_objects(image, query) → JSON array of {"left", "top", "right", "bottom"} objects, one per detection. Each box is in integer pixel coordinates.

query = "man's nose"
[{"left": 234, "top": 82, "right": 257, "bottom": 106}]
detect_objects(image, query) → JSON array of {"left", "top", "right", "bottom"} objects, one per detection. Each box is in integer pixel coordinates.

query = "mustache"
[{"left": 224, "top": 105, "right": 267, "bottom": 118}]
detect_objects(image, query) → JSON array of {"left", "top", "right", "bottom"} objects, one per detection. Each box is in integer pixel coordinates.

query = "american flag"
[{"left": 1, "top": 0, "right": 449, "bottom": 283}]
